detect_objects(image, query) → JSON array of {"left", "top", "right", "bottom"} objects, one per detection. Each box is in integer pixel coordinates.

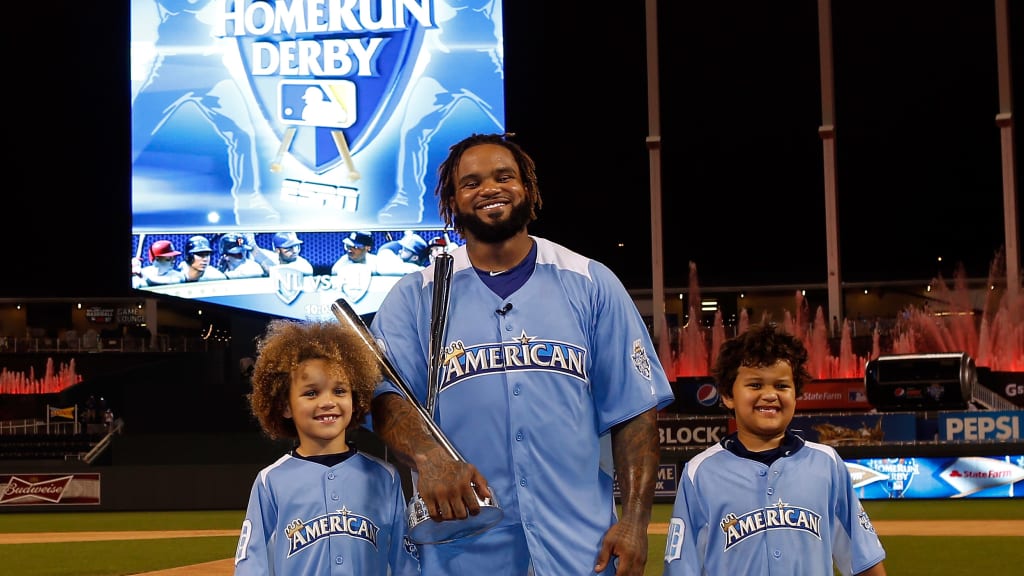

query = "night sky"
[{"left": 16, "top": 0, "right": 1022, "bottom": 300}]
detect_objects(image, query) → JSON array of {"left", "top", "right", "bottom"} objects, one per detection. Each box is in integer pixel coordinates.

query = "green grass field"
[{"left": 0, "top": 500, "right": 1021, "bottom": 575}]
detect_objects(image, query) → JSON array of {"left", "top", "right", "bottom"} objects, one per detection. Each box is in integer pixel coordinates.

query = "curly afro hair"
[{"left": 248, "top": 319, "right": 382, "bottom": 440}]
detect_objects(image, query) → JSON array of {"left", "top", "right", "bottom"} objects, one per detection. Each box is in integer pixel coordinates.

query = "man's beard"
[{"left": 456, "top": 199, "right": 532, "bottom": 243}]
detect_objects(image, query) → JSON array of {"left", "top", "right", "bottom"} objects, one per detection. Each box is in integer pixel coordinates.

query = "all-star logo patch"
[{"left": 631, "top": 338, "right": 652, "bottom": 381}]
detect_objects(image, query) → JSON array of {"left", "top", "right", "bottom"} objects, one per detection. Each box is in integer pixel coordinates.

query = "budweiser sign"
[{"left": 0, "top": 473, "right": 100, "bottom": 506}]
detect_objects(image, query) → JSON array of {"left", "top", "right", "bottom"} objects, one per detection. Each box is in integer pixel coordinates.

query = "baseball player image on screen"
[
  {"left": 179, "top": 235, "right": 227, "bottom": 282},
  {"left": 663, "top": 323, "right": 887, "bottom": 576},
  {"left": 233, "top": 319, "right": 420, "bottom": 576},
  {"left": 367, "top": 133, "right": 675, "bottom": 575}
]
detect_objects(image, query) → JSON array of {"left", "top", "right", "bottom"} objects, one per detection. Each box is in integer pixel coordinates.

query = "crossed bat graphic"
[{"left": 270, "top": 127, "right": 360, "bottom": 182}]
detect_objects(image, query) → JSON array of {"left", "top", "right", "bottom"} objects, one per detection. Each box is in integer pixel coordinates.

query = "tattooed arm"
[
  {"left": 594, "top": 408, "right": 660, "bottom": 575},
  {"left": 371, "top": 392, "right": 491, "bottom": 521}
]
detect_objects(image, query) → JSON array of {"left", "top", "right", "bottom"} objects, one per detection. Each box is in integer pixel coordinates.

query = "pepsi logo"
[{"left": 696, "top": 384, "right": 719, "bottom": 407}]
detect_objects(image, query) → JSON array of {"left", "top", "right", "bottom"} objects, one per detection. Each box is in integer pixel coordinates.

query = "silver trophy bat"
[{"left": 330, "top": 298, "right": 502, "bottom": 545}]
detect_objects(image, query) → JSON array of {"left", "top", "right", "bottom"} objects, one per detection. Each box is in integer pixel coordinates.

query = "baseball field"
[{"left": 0, "top": 499, "right": 1021, "bottom": 575}]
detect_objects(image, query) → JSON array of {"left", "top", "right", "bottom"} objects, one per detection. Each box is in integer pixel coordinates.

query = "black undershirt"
[
  {"left": 721, "top": 430, "right": 805, "bottom": 466},
  {"left": 291, "top": 443, "right": 357, "bottom": 467}
]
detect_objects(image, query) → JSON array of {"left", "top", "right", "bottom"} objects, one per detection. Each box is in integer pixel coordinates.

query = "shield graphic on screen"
[
  {"left": 274, "top": 267, "right": 305, "bottom": 305},
  {"left": 235, "top": 14, "right": 425, "bottom": 174},
  {"left": 337, "top": 266, "right": 373, "bottom": 303}
]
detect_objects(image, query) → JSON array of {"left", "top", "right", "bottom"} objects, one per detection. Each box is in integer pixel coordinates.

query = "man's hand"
[
  {"left": 594, "top": 518, "right": 648, "bottom": 575},
  {"left": 415, "top": 453, "right": 492, "bottom": 522},
  {"left": 372, "top": 392, "right": 492, "bottom": 522}
]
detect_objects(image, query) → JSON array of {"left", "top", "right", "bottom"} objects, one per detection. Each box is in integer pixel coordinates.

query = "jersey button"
[
  {"left": 335, "top": 556, "right": 344, "bottom": 565},
  {"left": 520, "top": 478, "right": 527, "bottom": 487},
  {"left": 328, "top": 473, "right": 335, "bottom": 480},
  {"left": 767, "top": 488, "right": 774, "bottom": 495},
  {"left": 331, "top": 493, "right": 339, "bottom": 501},
  {"left": 773, "top": 550, "right": 781, "bottom": 559},
  {"left": 516, "top": 432, "right": 523, "bottom": 441},
  {"left": 505, "top": 324, "right": 513, "bottom": 331}
]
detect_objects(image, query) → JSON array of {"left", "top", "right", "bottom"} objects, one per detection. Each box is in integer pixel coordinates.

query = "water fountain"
[
  {"left": 0, "top": 358, "right": 82, "bottom": 395},
  {"left": 666, "top": 251, "right": 1022, "bottom": 409}
]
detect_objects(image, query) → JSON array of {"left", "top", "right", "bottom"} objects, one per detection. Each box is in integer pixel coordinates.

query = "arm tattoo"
[
  {"left": 371, "top": 392, "right": 448, "bottom": 470},
  {"left": 611, "top": 408, "right": 660, "bottom": 524}
]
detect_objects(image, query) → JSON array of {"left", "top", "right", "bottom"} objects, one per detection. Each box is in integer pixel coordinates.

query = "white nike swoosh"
[{"left": 489, "top": 270, "right": 507, "bottom": 276}]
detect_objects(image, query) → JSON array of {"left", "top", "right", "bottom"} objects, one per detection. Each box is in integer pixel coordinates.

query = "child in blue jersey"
[
  {"left": 664, "top": 322, "right": 887, "bottom": 576},
  {"left": 234, "top": 319, "right": 419, "bottom": 575}
]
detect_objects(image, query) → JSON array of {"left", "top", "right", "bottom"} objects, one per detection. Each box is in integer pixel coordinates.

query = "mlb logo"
[{"left": 279, "top": 81, "right": 357, "bottom": 129}]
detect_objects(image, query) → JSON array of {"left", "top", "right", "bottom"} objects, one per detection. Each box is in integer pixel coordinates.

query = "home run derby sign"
[
  {"left": 131, "top": 0, "right": 505, "bottom": 231},
  {"left": 226, "top": 0, "right": 421, "bottom": 174}
]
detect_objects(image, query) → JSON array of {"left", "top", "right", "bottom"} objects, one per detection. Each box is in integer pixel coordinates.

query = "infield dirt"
[{"left": 4, "top": 520, "right": 1022, "bottom": 576}]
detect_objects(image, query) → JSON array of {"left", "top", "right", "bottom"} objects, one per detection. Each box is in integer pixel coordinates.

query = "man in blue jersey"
[
  {"left": 663, "top": 323, "right": 887, "bottom": 576},
  {"left": 368, "top": 133, "right": 675, "bottom": 574}
]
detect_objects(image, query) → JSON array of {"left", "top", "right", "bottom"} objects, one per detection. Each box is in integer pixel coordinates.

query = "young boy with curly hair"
[
  {"left": 234, "top": 319, "right": 420, "bottom": 575},
  {"left": 664, "top": 322, "right": 887, "bottom": 576}
]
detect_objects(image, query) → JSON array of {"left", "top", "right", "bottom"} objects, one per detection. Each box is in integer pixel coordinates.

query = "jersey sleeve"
[
  {"left": 233, "top": 472, "right": 275, "bottom": 575},
  {"left": 663, "top": 459, "right": 706, "bottom": 576},
  {"left": 587, "top": 260, "right": 675, "bottom": 432},
  {"left": 387, "top": 467, "right": 421, "bottom": 575},
  {"left": 832, "top": 450, "right": 887, "bottom": 575},
  {"left": 369, "top": 271, "right": 431, "bottom": 407}
]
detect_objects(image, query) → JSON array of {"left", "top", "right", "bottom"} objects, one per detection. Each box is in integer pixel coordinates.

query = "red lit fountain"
[{"left": 667, "top": 252, "right": 1022, "bottom": 380}]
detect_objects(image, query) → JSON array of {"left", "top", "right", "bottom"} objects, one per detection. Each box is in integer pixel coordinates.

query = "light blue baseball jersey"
[
  {"left": 234, "top": 451, "right": 420, "bottom": 575},
  {"left": 664, "top": 433, "right": 886, "bottom": 576},
  {"left": 370, "top": 236, "right": 675, "bottom": 575}
]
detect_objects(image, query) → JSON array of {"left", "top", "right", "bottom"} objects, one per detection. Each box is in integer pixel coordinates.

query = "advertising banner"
[
  {"left": 846, "top": 455, "right": 1024, "bottom": 499},
  {"left": 658, "top": 415, "right": 730, "bottom": 448},
  {"left": 797, "top": 379, "right": 872, "bottom": 411},
  {"left": 615, "top": 464, "right": 679, "bottom": 500},
  {"left": 977, "top": 369, "right": 1024, "bottom": 408},
  {"left": 665, "top": 377, "right": 727, "bottom": 415},
  {"left": 938, "top": 411, "right": 1023, "bottom": 442},
  {"left": 789, "top": 413, "right": 918, "bottom": 446},
  {"left": 0, "top": 473, "right": 101, "bottom": 506}
]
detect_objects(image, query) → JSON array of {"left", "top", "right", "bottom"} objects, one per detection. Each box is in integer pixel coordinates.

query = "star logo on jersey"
[
  {"left": 286, "top": 507, "right": 380, "bottom": 557},
  {"left": 720, "top": 502, "right": 822, "bottom": 550},
  {"left": 439, "top": 334, "right": 588, "bottom": 391}
]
